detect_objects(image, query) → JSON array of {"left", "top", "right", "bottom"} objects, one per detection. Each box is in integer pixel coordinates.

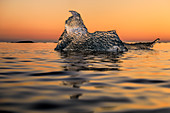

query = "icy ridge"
[{"left": 55, "top": 10, "right": 127, "bottom": 52}]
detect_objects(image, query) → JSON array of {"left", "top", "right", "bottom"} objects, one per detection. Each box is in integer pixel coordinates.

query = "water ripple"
[
  {"left": 123, "top": 79, "right": 167, "bottom": 84},
  {"left": 0, "top": 43, "right": 170, "bottom": 113}
]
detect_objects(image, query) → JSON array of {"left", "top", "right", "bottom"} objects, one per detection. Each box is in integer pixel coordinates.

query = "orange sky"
[{"left": 0, "top": 0, "right": 170, "bottom": 42}]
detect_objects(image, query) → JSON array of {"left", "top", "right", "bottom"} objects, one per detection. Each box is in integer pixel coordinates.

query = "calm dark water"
[{"left": 0, "top": 42, "right": 170, "bottom": 113}]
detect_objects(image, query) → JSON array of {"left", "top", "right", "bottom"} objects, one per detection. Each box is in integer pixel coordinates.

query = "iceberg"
[
  {"left": 55, "top": 10, "right": 127, "bottom": 52},
  {"left": 124, "top": 38, "right": 160, "bottom": 50}
]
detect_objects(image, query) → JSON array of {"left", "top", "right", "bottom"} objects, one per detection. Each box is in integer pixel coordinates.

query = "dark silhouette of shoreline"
[{"left": 15, "top": 41, "right": 34, "bottom": 43}]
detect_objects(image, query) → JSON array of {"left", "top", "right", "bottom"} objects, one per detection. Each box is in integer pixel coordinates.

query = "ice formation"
[{"left": 55, "top": 10, "right": 127, "bottom": 52}]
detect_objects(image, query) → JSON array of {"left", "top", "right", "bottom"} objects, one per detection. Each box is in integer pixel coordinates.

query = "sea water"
[{"left": 0, "top": 42, "right": 170, "bottom": 113}]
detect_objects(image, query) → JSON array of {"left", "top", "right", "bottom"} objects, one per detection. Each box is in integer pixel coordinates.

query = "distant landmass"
[{"left": 15, "top": 41, "right": 34, "bottom": 43}]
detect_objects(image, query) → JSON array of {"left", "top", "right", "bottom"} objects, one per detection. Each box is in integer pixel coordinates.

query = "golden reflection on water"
[{"left": 0, "top": 42, "right": 170, "bottom": 113}]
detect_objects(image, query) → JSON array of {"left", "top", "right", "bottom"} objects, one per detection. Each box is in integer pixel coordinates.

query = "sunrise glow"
[{"left": 0, "top": 0, "right": 170, "bottom": 42}]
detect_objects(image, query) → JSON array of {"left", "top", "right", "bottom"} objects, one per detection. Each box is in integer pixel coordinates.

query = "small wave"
[{"left": 122, "top": 79, "right": 166, "bottom": 84}]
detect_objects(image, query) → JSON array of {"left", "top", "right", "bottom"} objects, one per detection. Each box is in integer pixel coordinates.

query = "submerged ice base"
[{"left": 55, "top": 10, "right": 127, "bottom": 53}]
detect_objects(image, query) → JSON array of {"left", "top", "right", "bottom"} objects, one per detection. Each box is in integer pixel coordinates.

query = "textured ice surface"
[
  {"left": 55, "top": 11, "right": 127, "bottom": 52},
  {"left": 124, "top": 38, "right": 160, "bottom": 50}
]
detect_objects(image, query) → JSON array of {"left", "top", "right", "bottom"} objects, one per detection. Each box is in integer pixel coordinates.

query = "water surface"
[{"left": 0, "top": 42, "right": 170, "bottom": 113}]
